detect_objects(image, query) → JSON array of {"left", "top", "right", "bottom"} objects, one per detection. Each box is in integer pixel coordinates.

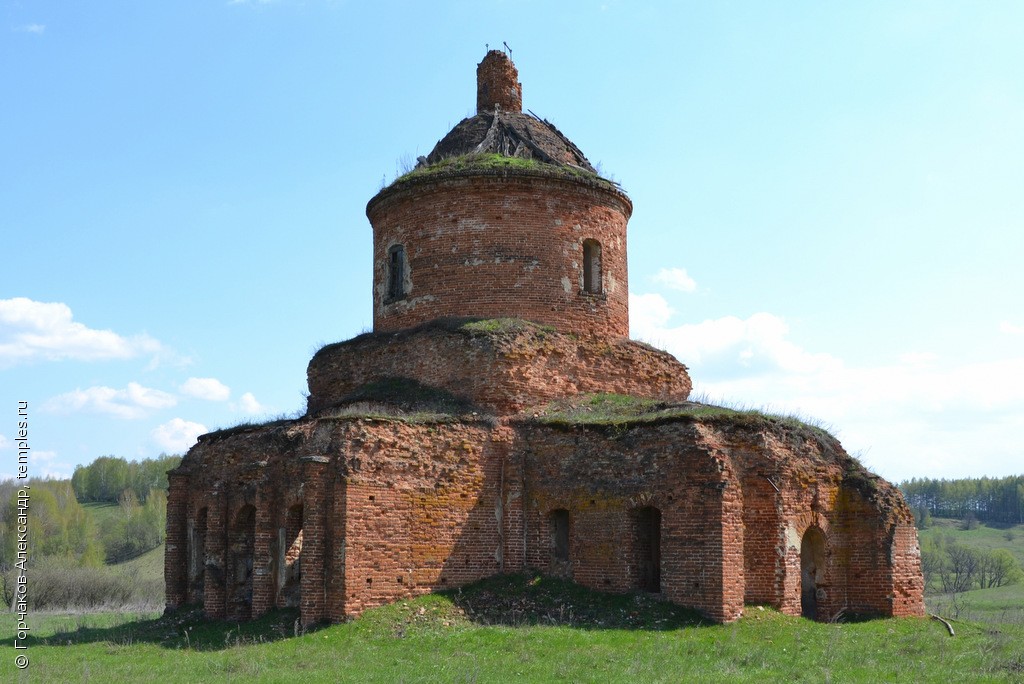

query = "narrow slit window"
[
  {"left": 583, "top": 239, "right": 602, "bottom": 294},
  {"left": 388, "top": 245, "right": 406, "bottom": 299}
]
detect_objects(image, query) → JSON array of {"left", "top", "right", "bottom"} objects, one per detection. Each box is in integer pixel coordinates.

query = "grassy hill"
[
  {"left": 919, "top": 518, "right": 1024, "bottom": 624},
  {"left": 2, "top": 574, "right": 1023, "bottom": 683},
  {"left": 919, "top": 518, "right": 1024, "bottom": 566}
]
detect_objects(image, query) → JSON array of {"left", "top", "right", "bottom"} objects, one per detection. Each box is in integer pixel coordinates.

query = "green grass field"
[
  {"left": 7, "top": 512, "right": 1018, "bottom": 681},
  {"left": 2, "top": 574, "right": 1023, "bottom": 683}
]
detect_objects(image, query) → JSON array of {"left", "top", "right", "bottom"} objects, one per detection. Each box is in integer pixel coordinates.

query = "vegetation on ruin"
[
  {"left": 202, "top": 417, "right": 299, "bottom": 441},
  {"left": 316, "top": 317, "right": 557, "bottom": 357},
  {"left": 532, "top": 392, "right": 835, "bottom": 441},
  {"left": 5, "top": 570, "right": 1024, "bottom": 682},
  {"left": 386, "top": 152, "right": 616, "bottom": 191},
  {"left": 458, "top": 316, "right": 556, "bottom": 338},
  {"left": 313, "top": 377, "right": 495, "bottom": 425}
]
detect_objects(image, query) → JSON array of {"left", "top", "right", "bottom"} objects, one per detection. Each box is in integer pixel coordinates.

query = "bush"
[{"left": 1, "top": 560, "right": 162, "bottom": 610}]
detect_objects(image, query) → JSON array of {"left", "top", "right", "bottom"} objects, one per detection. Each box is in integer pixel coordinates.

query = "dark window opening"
[
  {"left": 582, "top": 239, "right": 602, "bottom": 294},
  {"left": 633, "top": 506, "right": 661, "bottom": 593},
  {"left": 388, "top": 245, "right": 406, "bottom": 300},
  {"left": 550, "top": 509, "right": 570, "bottom": 563},
  {"left": 189, "top": 507, "right": 208, "bottom": 603}
]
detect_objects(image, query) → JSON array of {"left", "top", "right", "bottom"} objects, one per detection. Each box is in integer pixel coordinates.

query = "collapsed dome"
[{"left": 367, "top": 50, "right": 632, "bottom": 337}]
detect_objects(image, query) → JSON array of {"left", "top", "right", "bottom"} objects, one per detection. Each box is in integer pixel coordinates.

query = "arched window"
[
  {"left": 388, "top": 244, "right": 406, "bottom": 300},
  {"left": 582, "top": 239, "right": 602, "bottom": 294}
]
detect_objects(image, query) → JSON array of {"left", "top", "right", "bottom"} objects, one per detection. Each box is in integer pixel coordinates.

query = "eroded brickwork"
[
  {"left": 368, "top": 173, "right": 631, "bottom": 338},
  {"left": 307, "top": 323, "right": 691, "bottom": 415},
  {"left": 477, "top": 50, "right": 522, "bottom": 114},
  {"left": 166, "top": 411, "right": 923, "bottom": 626}
]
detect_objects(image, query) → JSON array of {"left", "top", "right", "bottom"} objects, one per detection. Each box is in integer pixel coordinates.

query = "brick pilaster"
[
  {"left": 163, "top": 471, "right": 189, "bottom": 610},
  {"left": 300, "top": 456, "right": 329, "bottom": 626},
  {"left": 203, "top": 486, "right": 227, "bottom": 620}
]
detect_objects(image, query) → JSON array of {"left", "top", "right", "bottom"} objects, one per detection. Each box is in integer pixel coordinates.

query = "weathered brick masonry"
[
  {"left": 165, "top": 49, "right": 924, "bottom": 626},
  {"left": 306, "top": 321, "right": 691, "bottom": 415}
]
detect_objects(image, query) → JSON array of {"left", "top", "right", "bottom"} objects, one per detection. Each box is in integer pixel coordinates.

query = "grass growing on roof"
[
  {"left": 532, "top": 392, "right": 834, "bottom": 438},
  {"left": 388, "top": 152, "right": 614, "bottom": 189}
]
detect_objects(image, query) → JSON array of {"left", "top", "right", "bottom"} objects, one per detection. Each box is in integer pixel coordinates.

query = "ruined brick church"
[{"left": 164, "top": 51, "right": 925, "bottom": 626}]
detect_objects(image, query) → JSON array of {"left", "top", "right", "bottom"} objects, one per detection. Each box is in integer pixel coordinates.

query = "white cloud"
[
  {"left": 14, "top": 24, "right": 45, "bottom": 34},
  {"left": 0, "top": 434, "right": 9, "bottom": 450},
  {"left": 180, "top": 377, "right": 231, "bottom": 402},
  {"left": 151, "top": 418, "right": 207, "bottom": 454},
  {"left": 652, "top": 267, "right": 697, "bottom": 293},
  {"left": 630, "top": 291, "right": 1024, "bottom": 482},
  {"left": 629, "top": 292, "right": 674, "bottom": 329},
  {"left": 236, "top": 392, "right": 266, "bottom": 415},
  {"left": 631, "top": 294, "right": 840, "bottom": 378},
  {"left": 43, "top": 382, "right": 177, "bottom": 419},
  {"left": 999, "top": 321, "right": 1024, "bottom": 336},
  {"left": 0, "top": 298, "right": 163, "bottom": 368}
]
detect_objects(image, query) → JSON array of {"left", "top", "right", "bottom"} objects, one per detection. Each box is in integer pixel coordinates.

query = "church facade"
[{"left": 164, "top": 51, "right": 925, "bottom": 625}]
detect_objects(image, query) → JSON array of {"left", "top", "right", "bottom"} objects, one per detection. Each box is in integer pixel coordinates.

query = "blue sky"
[{"left": 2, "top": 1, "right": 1022, "bottom": 484}]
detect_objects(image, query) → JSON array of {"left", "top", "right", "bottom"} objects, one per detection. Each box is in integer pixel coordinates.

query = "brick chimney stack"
[{"left": 476, "top": 50, "right": 522, "bottom": 114}]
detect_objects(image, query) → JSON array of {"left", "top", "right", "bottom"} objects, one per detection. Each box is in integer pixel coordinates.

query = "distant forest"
[
  {"left": 71, "top": 453, "right": 181, "bottom": 504},
  {"left": 900, "top": 475, "right": 1024, "bottom": 524}
]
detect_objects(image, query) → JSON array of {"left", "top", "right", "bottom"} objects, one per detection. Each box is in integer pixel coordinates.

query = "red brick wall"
[
  {"left": 165, "top": 413, "right": 924, "bottom": 625},
  {"left": 477, "top": 50, "right": 521, "bottom": 113},
  {"left": 307, "top": 324, "right": 691, "bottom": 415},
  {"left": 367, "top": 172, "right": 632, "bottom": 338}
]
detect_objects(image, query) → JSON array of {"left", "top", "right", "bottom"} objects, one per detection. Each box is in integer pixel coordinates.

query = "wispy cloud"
[
  {"left": 43, "top": 382, "right": 177, "bottom": 419},
  {"left": 652, "top": 267, "right": 697, "bottom": 293},
  {"left": 151, "top": 418, "right": 207, "bottom": 453},
  {"left": 14, "top": 24, "right": 45, "bottom": 35},
  {"left": 0, "top": 298, "right": 163, "bottom": 368},
  {"left": 999, "top": 321, "right": 1024, "bottom": 336},
  {"left": 30, "top": 450, "right": 69, "bottom": 479},
  {"left": 180, "top": 377, "right": 231, "bottom": 402}
]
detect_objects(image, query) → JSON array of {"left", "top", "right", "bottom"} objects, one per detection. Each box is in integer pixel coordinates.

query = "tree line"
[
  {"left": 71, "top": 453, "right": 181, "bottom": 504},
  {"left": 900, "top": 475, "right": 1024, "bottom": 525}
]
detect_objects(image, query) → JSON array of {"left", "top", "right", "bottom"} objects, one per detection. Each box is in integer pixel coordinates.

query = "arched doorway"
[
  {"left": 801, "top": 526, "right": 826, "bottom": 619},
  {"left": 278, "top": 504, "right": 303, "bottom": 608},
  {"left": 229, "top": 504, "right": 256, "bottom": 620}
]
